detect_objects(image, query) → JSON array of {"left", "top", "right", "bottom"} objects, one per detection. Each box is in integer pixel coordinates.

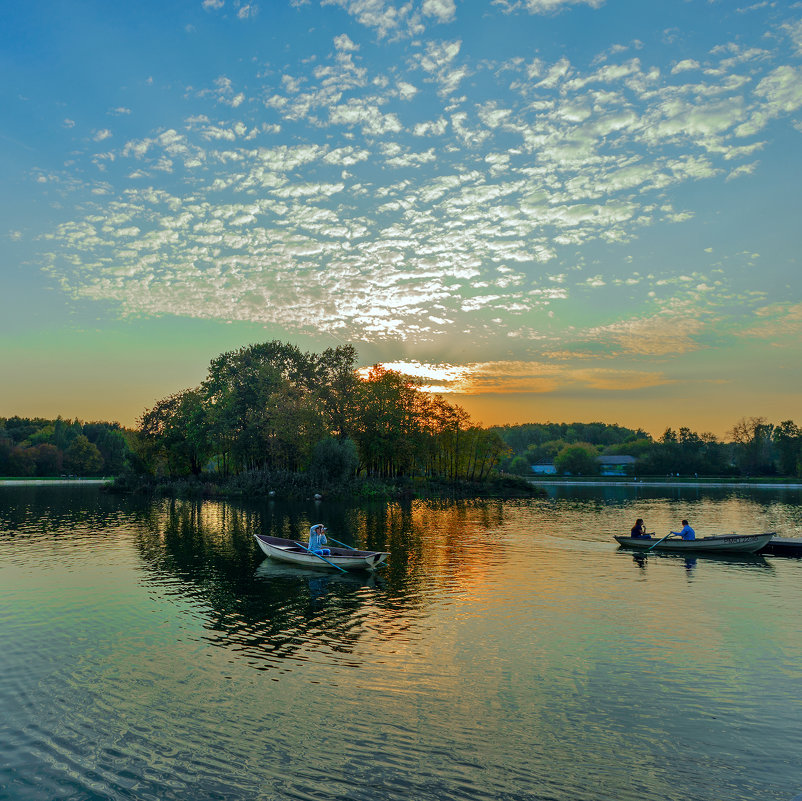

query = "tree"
[
  {"left": 308, "top": 436, "right": 359, "bottom": 485},
  {"left": 32, "top": 443, "right": 63, "bottom": 476},
  {"left": 139, "top": 388, "right": 211, "bottom": 476},
  {"left": 7, "top": 446, "right": 36, "bottom": 476},
  {"left": 554, "top": 443, "right": 599, "bottom": 476},
  {"left": 729, "top": 417, "right": 775, "bottom": 474},
  {"left": 64, "top": 435, "right": 104, "bottom": 475},
  {"left": 509, "top": 455, "right": 531, "bottom": 475},
  {"left": 774, "top": 420, "right": 802, "bottom": 476}
]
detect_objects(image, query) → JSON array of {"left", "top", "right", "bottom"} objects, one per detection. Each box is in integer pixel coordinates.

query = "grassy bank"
[{"left": 110, "top": 469, "right": 545, "bottom": 501}]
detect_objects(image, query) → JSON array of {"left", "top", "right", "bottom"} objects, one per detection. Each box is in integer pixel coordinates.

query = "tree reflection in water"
[{"left": 130, "top": 496, "right": 512, "bottom": 672}]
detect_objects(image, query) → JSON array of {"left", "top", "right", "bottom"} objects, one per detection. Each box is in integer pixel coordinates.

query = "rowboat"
[
  {"left": 614, "top": 532, "right": 774, "bottom": 554},
  {"left": 254, "top": 533, "right": 389, "bottom": 571},
  {"left": 759, "top": 537, "right": 802, "bottom": 557}
]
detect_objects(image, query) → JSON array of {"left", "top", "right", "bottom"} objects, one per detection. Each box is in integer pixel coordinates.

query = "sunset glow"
[{"left": 2, "top": 1, "right": 801, "bottom": 436}]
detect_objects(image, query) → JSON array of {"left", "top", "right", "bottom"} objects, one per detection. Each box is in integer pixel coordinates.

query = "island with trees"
[{"left": 3, "top": 340, "right": 801, "bottom": 497}]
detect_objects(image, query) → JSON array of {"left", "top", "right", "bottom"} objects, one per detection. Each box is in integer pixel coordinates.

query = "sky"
[{"left": 2, "top": 0, "right": 801, "bottom": 438}]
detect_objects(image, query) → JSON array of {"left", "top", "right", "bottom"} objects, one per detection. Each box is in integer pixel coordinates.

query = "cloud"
[
  {"left": 782, "top": 19, "right": 802, "bottom": 55},
  {"left": 671, "top": 59, "right": 700, "bottom": 74},
  {"left": 738, "top": 302, "right": 802, "bottom": 340},
  {"left": 421, "top": 0, "right": 456, "bottom": 23},
  {"left": 754, "top": 65, "right": 802, "bottom": 114},
  {"left": 585, "top": 316, "right": 705, "bottom": 355},
  {"left": 366, "top": 359, "right": 671, "bottom": 395},
  {"left": 321, "top": 0, "right": 421, "bottom": 38},
  {"left": 494, "top": 0, "right": 604, "bottom": 13},
  {"left": 38, "top": 7, "right": 802, "bottom": 350}
]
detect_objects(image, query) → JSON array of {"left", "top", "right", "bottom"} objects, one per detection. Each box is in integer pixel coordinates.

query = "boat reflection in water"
[{"left": 627, "top": 549, "right": 772, "bottom": 574}]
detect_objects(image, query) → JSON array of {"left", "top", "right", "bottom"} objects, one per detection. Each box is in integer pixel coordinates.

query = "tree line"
[
  {"left": 135, "top": 341, "right": 509, "bottom": 487},
  {"left": 494, "top": 417, "right": 802, "bottom": 477},
  {"left": 3, "top": 341, "right": 798, "bottom": 484},
  {"left": 0, "top": 417, "right": 129, "bottom": 477}
]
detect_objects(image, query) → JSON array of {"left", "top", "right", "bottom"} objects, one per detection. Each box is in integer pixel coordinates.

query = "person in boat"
[
  {"left": 308, "top": 523, "right": 331, "bottom": 555},
  {"left": 630, "top": 519, "right": 652, "bottom": 538},
  {"left": 670, "top": 520, "right": 696, "bottom": 540}
]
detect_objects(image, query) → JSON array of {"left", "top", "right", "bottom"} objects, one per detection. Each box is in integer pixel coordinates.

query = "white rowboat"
[
  {"left": 614, "top": 532, "right": 774, "bottom": 554},
  {"left": 254, "top": 533, "right": 389, "bottom": 571}
]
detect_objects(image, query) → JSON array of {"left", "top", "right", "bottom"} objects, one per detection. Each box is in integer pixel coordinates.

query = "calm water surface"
[{"left": 1, "top": 484, "right": 801, "bottom": 801}]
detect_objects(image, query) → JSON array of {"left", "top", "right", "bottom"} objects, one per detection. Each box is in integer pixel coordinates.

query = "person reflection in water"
[
  {"left": 308, "top": 523, "right": 331, "bottom": 555},
  {"left": 630, "top": 518, "right": 653, "bottom": 538}
]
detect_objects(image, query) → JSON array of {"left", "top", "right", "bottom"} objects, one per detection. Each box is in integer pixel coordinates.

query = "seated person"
[
  {"left": 631, "top": 518, "right": 652, "bottom": 538},
  {"left": 308, "top": 523, "right": 331, "bottom": 555},
  {"left": 670, "top": 519, "right": 696, "bottom": 540}
]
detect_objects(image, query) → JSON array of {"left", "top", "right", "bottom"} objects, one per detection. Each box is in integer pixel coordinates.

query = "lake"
[{"left": 2, "top": 483, "right": 801, "bottom": 801}]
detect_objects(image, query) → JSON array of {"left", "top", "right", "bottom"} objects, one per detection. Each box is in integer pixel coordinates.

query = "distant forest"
[
  {"left": 2, "top": 340, "right": 801, "bottom": 482},
  {"left": 492, "top": 418, "right": 802, "bottom": 478},
  {"left": 0, "top": 417, "right": 128, "bottom": 477}
]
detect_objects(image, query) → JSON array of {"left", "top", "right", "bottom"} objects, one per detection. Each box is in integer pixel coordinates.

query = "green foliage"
[
  {"left": 728, "top": 417, "right": 776, "bottom": 475},
  {"left": 32, "top": 443, "right": 63, "bottom": 476},
  {"left": 0, "top": 416, "right": 132, "bottom": 477},
  {"left": 554, "top": 443, "right": 600, "bottom": 476},
  {"left": 64, "top": 435, "right": 104, "bottom": 475},
  {"left": 774, "top": 421, "right": 802, "bottom": 477},
  {"left": 308, "top": 436, "right": 359, "bottom": 485},
  {"left": 131, "top": 341, "right": 510, "bottom": 490},
  {"left": 602, "top": 438, "right": 652, "bottom": 458},
  {"left": 509, "top": 455, "right": 531, "bottom": 475}
]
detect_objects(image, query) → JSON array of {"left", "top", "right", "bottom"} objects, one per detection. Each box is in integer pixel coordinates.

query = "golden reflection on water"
[{"left": 3, "top": 486, "right": 802, "bottom": 801}]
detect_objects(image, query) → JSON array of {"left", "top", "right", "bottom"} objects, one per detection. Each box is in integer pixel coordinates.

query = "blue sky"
[{"left": 2, "top": 0, "right": 801, "bottom": 436}]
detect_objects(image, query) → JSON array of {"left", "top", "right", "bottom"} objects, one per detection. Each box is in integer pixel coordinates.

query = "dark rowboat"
[
  {"left": 614, "top": 532, "right": 774, "bottom": 554},
  {"left": 759, "top": 537, "right": 802, "bottom": 557},
  {"left": 254, "top": 533, "right": 388, "bottom": 571}
]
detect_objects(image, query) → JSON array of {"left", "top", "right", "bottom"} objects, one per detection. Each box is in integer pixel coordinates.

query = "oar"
[
  {"left": 330, "top": 536, "right": 388, "bottom": 569},
  {"left": 329, "top": 537, "right": 356, "bottom": 551},
  {"left": 294, "top": 541, "right": 348, "bottom": 573},
  {"left": 645, "top": 532, "right": 675, "bottom": 552}
]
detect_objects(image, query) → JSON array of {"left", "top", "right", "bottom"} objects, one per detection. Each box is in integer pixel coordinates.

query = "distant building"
[
  {"left": 531, "top": 459, "right": 557, "bottom": 475},
  {"left": 597, "top": 455, "right": 637, "bottom": 476}
]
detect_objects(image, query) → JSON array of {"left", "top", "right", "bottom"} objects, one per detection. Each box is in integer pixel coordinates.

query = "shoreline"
[
  {"left": 0, "top": 479, "right": 112, "bottom": 486},
  {"left": 530, "top": 479, "right": 802, "bottom": 489}
]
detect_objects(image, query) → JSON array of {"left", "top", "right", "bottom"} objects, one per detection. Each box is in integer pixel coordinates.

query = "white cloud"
[
  {"left": 422, "top": 0, "right": 456, "bottom": 23},
  {"left": 494, "top": 0, "right": 604, "bottom": 15},
  {"left": 321, "top": 0, "right": 415, "bottom": 38},
  {"left": 754, "top": 65, "right": 802, "bottom": 114},
  {"left": 38, "top": 6, "right": 802, "bottom": 350},
  {"left": 671, "top": 59, "right": 699, "bottom": 74},
  {"left": 334, "top": 33, "right": 359, "bottom": 51}
]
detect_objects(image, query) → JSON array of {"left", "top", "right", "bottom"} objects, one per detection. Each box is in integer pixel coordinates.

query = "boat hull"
[
  {"left": 759, "top": 537, "right": 802, "bottom": 557},
  {"left": 254, "top": 534, "right": 388, "bottom": 571},
  {"left": 614, "top": 533, "right": 774, "bottom": 554}
]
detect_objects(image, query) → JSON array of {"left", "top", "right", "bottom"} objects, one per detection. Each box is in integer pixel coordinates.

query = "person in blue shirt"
[
  {"left": 308, "top": 523, "right": 330, "bottom": 555},
  {"left": 671, "top": 520, "right": 696, "bottom": 540}
]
